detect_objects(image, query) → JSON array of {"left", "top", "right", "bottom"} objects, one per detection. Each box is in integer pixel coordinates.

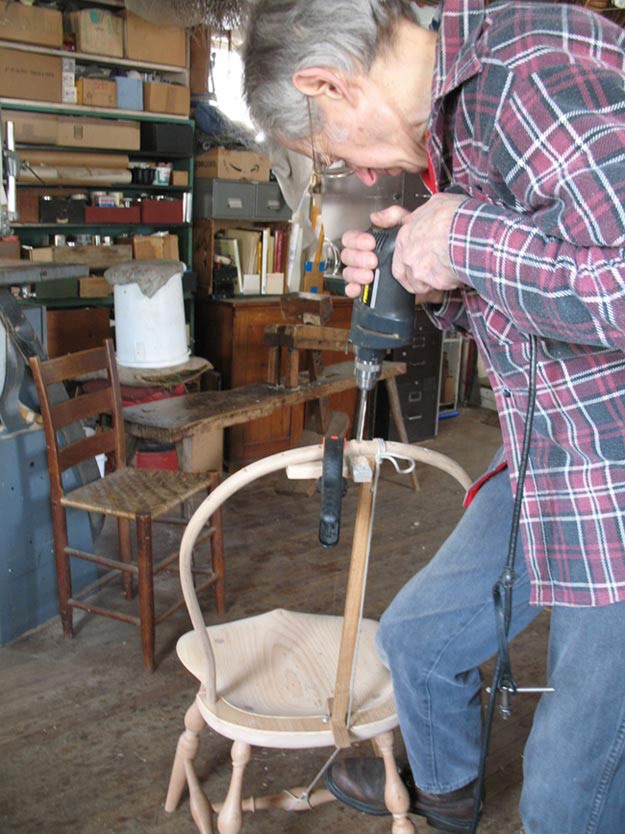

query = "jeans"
[{"left": 376, "top": 466, "right": 625, "bottom": 834}]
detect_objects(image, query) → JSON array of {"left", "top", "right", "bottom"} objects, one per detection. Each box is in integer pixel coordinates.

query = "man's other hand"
[{"left": 340, "top": 199, "right": 463, "bottom": 304}]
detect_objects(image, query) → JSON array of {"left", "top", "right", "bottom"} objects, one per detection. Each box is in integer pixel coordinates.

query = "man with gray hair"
[{"left": 242, "top": 2, "right": 625, "bottom": 832}]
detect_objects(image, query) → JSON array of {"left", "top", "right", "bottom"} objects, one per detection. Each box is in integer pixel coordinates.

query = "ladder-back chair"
[
  {"left": 165, "top": 439, "right": 471, "bottom": 833},
  {"left": 29, "top": 339, "right": 225, "bottom": 671}
]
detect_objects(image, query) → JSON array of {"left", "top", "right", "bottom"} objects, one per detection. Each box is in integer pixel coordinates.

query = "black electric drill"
[{"left": 349, "top": 226, "right": 416, "bottom": 439}]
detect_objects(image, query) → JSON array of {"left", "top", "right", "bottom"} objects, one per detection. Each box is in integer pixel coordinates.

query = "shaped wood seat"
[
  {"left": 176, "top": 608, "right": 396, "bottom": 747},
  {"left": 165, "top": 440, "right": 472, "bottom": 834}
]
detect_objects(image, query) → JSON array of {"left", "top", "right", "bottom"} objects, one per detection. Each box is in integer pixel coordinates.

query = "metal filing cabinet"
[
  {"left": 375, "top": 306, "right": 443, "bottom": 442},
  {"left": 193, "top": 178, "right": 291, "bottom": 221}
]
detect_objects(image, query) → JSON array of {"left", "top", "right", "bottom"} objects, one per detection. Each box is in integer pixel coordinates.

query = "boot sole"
[
  {"left": 324, "top": 770, "right": 475, "bottom": 832},
  {"left": 324, "top": 770, "right": 390, "bottom": 817}
]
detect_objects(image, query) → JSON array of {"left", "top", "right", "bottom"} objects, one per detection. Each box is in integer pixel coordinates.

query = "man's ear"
[{"left": 292, "top": 67, "right": 354, "bottom": 102}]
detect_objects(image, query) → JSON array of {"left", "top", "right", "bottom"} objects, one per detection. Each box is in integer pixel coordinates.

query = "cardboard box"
[
  {"left": 171, "top": 170, "right": 189, "bottom": 187},
  {"left": 79, "top": 276, "right": 113, "bottom": 298},
  {"left": 57, "top": 116, "right": 140, "bottom": 151},
  {"left": 25, "top": 246, "right": 54, "bottom": 263},
  {"left": 66, "top": 9, "right": 123, "bottom": 58},
  {"left": 3, "top": 111, "right": 59, "bottom": 144},
  {"left": 132, "top": 233, "right": 179, "bottom": 260},
  {"left": 0, "top": 238, "right": 20, "bottom": 259},
  {"left": 62, "top": 84, "right": 77, "bottom": 105},
  {"left": 17, "top": 191, "right": 40, "bottom": 223},
  {"left": 143, "top": 82, "right": 190, "bottom": 117},
  {"left": 124, "top": 11, "right": 186, "bottom": 68},
  {"left": 115, "top": 76, "right": 143, "bottom": 111},
  {"left": 195, "top": 149, "right": 271, "bottom": 182},
  {"left": 76, "top": 78, "right": 116, "bottom": 108},
  {"left": 140, "top": 121, "right": 193, "bottom": 155},
  {"left": 0, "top": 3, "right": 63, "bottom": 48},
  {"left": 0, "top": 48, "right": 61, "bottom": 103}
]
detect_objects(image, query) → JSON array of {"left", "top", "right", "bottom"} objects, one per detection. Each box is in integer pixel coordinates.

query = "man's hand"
[
  {"left": 393, "top": 193, "right": 466, "bottom": 295},
  {"left": 340, "top": 194, "right": 466, "bottom": 302}
]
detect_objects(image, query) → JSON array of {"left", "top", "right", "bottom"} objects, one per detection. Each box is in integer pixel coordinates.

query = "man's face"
[{"left": 286, "top": 90, "right": 429, "bottom": 186}]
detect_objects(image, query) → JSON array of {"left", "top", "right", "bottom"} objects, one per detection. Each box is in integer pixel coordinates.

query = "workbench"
[{"left": 123, "top": 360, "right": 406, "bottom": 472}]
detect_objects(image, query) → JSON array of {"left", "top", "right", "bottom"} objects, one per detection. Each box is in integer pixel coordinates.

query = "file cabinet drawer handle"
[{"left": 227, "top": 198, "right": 243, "bottom": 209}]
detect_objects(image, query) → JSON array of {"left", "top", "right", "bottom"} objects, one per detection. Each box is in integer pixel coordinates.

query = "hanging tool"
[{"left": 349, "top": 226, "right": 415, "bottom": 440}]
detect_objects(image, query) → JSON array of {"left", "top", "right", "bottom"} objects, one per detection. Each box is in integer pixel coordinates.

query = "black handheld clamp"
[{"left": 318, "top": 435, "right": 348, "bottom": 548}]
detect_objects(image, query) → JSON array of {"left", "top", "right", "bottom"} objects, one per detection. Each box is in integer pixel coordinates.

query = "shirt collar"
[{"left": 433, "top": 0, "right": 488, "bottom": 101}]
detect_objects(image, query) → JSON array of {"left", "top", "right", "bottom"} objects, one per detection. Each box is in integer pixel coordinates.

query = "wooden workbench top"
[{"left": 123, "top": 360, "right": 406, "bottom": 444}]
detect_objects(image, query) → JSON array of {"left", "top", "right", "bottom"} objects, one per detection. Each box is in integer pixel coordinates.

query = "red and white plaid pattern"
[{"left": 428, "top": 0, "right": 625, "bottom": 606}]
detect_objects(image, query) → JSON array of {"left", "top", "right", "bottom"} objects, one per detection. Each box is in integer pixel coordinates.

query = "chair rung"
[
  {"left": 154, "top": 596, "right": 188, "bottom": 624},
  {"left": 154, "top": 551, "right": 179, "bottom": 574},
  {"left": 68, "top": 598, "right": 140, "bottom": 626},
  {"left": 73, "top": 567, "right": 124, "bottom": 601},
  {"left": 65, "top": 547, "right": 139, "bottom": 575},
  {"left": 154, "top": 574, "right": 217, "bottom": 624}
]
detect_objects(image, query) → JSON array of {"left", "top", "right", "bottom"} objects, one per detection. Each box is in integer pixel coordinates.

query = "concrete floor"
[{"left": 0, "top": 407, "right": 546, "bottom": 834}]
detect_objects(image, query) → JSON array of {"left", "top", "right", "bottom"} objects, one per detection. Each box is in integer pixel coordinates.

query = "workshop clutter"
[
  {"left": 0, "top": 6, "right": 189, "bottom": 113},
  {"left": 18, "top": 183, "right": 183, "bottom": 228}
]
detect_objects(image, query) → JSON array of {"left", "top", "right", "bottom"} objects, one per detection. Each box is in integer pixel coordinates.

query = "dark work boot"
[{"left": 324, "top": 757, "right": 480, "bottom": 833}]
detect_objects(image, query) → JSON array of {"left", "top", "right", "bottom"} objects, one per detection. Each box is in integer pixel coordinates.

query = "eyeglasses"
[{"left": 306, "top": 97, "right": 354, "bottom": 182}]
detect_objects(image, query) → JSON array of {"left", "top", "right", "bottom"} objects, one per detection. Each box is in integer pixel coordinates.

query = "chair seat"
[
  {"left": 176, "top": 608, "right": 398, "bottom": 749},
  {"left": 61, "top": 467, "right": 214, "bottom": 520}
]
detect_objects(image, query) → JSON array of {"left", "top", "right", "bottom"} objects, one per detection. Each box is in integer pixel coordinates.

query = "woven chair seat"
[{"left": 62, "top": 467, "right": 213, "bottom": 519}]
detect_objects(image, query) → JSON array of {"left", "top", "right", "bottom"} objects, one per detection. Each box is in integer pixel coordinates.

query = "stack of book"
[{"left": 214, "top": 227, "right": 287, "bottom": 295}]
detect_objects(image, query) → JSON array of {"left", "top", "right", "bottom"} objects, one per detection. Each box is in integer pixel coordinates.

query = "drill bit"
[{"left": 355, "top": 388, "right": 368, "bottom": 441}]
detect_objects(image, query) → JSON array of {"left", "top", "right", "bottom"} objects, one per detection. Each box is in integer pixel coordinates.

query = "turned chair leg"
[
  {"left": 117, "top": 517, "right": 134, "bottom": 600},
  {"left": 135, "top": 511, "right": 155, "bottom": 672},
  {"left": 375, "top": 730, "right": 416, "bottom": 834},
  {"left": 165, "top": 698, "right": 206, "bottom": 813},
  {"left": 217, "top": 740, "right": 251, "bottom": 834},
  {"left": 51, "top": 500, "right": 73, "bottom": 637}
]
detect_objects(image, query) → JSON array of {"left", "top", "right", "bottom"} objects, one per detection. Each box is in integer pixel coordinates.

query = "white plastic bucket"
[{"left": 114, "top": 272, "right": 189, "bottom": 368}]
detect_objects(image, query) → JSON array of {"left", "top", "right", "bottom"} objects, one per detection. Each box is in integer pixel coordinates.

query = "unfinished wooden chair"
[
  {"left": 29, "top": 339, "right": 225, "bottom": 672},
  {"left": 165, "top": 439, "right": 471, "bottom": 833}
]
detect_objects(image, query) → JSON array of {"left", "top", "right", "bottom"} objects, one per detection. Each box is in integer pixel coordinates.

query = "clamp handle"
[{"left": 318, "top": 435, "right": 347, "bottom": 547}]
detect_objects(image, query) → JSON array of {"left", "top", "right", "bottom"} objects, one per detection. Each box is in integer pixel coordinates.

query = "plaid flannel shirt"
[{"left": 428, "top": 0, "right": 625, "bottom": 606}]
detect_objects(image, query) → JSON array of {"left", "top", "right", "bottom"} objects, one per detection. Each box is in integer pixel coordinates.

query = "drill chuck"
[{"left": 354, "top": 355, "right": 383, "bottom": 392}]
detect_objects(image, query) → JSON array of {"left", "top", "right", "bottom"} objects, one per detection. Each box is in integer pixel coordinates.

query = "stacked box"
[
  {"left": 62, "top": 57, "right": 77, "bottom": 105},
  {"left": 66, "top": 10, "right": 123, "bottom": 58}
]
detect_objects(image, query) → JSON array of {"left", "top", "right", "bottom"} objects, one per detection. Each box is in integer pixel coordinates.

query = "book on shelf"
[
  {"left": 228, "top": 228, "right": 262, "bottom": 276},
  {"left": 214, "top": 236, "right": 243, "bottom": 293},
  {"left": 225, "top": 226, "right": 286, "bottom": 295},
  {"left": 273, "top": 228, "right": 285, "bottom": 273},
  {"left": 260, "top": 226, "right": 270, "bottom": 294}
]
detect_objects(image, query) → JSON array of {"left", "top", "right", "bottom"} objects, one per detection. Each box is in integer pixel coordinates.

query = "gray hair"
[{"left": 242, "top": 0, "right": 422, "bottom": 142}]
